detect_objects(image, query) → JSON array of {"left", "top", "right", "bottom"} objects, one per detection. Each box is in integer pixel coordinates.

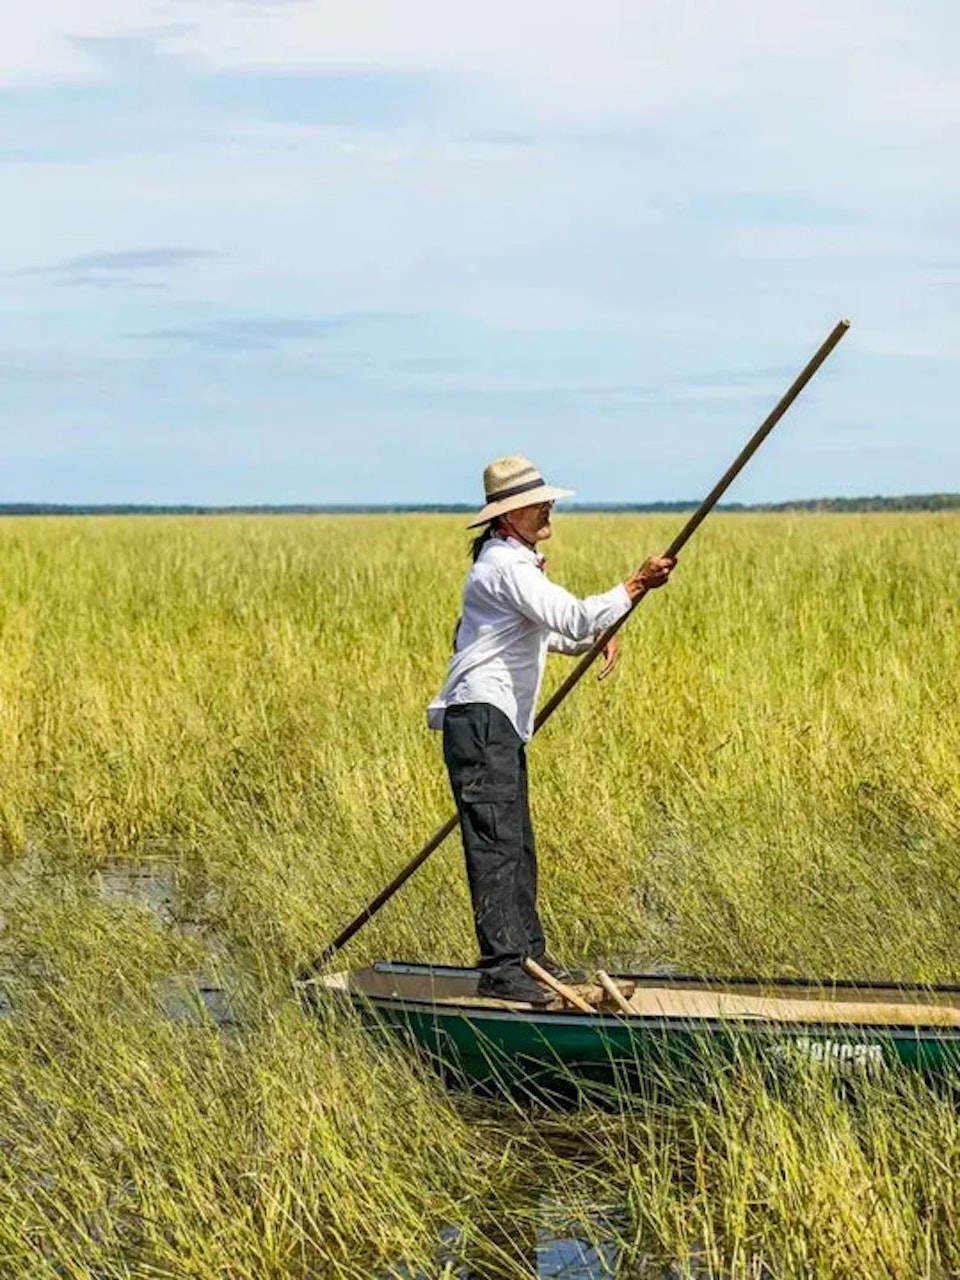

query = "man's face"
[{"left": 506, "top": 499, "right": 555, "bottom": 545}]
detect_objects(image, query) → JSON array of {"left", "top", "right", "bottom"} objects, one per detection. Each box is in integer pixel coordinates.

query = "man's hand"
[
  {"left": 624, "top": 555, "right": 675, "bottom": 601},
  {"left": 599, "top": 556, "right": 675, "bottom": 679},
  {"left": 597, "top": 635, "right": 620, "bottom": 681}
]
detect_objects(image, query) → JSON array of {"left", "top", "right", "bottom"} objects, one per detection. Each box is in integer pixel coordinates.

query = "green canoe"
[{"left": 315, "top": 962, "right": 960, "bottom": 1103}]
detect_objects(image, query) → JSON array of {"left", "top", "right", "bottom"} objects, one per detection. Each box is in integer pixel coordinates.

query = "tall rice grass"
[{"left": 1, "top": 512, "right": 958, "bottom": 1276}]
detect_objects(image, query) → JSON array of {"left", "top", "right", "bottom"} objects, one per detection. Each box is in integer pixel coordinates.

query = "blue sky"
[{"left": 2, "top": 1, "right": 958, "bottom": 505}]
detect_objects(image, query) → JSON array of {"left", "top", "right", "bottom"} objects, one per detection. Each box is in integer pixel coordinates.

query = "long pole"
[{"left": 300, "top": 318, "right": 850, "bottom": 977}]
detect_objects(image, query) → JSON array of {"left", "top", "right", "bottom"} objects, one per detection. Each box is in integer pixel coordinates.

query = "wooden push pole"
[
  {"left": 596, "top": 969, "right": 635, "bottom": 1015},
  {"left": 298, "top": 319, "right": 850, "bottom": 978},
  {"left": 524, "top": 958, "right": 595, "bottom": 1012}
]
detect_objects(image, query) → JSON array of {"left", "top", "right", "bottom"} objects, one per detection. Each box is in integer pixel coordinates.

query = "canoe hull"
[{"left": 317, "top": 963, "right": 960, "bottom": 1103}]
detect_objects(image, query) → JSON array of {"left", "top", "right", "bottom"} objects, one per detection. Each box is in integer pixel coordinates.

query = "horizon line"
[{"left": 1, "top": 492, "right": 958, "bottom": 516}]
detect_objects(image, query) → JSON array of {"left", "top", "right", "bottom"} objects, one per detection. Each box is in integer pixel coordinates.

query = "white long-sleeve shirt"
[{"left": 427, "top": 534, "right": 631, "bottom": 741}]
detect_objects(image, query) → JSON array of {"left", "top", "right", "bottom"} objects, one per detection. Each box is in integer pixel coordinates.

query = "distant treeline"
[
  {"left": 1, "top": 494, "right": 958, "bottom": 516},
  {"left": 585, "top": 493, "right": 960, "bottom": 514},
  {"left": 722, "top": 493, "right": 960, "bottom": 514}
]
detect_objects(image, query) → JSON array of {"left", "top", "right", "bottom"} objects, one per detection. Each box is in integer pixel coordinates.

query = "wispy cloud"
[
  {"left": 61, "top": 247, "right": 214, "bottom": 271},
  {"left": 0, "top": 29, "right": 449, "bottom": 164},
  {"left": 9, "top": 246, "right": 217, "bottom": 289},
  {"left": 678, "top": 366, "right": 799, "bottom": 391},
  {"left": 134, "top": 312, "right": 404, "bottom": 351},
  {"left": 52, "top": 275, "right": 169, "bottom": 291}
]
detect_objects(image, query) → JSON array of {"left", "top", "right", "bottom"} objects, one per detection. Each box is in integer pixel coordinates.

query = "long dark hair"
[{"left": 470, "top": 521, "right": 497, "bottom": 562}]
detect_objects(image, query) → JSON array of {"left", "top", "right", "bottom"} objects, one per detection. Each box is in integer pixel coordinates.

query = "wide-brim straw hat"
[{"left": 466, "top": 454, "right": 575, "bottom": 528}]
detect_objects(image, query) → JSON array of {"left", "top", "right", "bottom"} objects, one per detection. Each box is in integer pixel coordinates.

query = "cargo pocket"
[{"left": 444, "top": 704, "right": 520, "bottom": 805}]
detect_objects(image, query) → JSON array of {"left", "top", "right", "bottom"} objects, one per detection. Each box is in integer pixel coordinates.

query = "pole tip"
[{"left": 839, "top": 317, "right": 851, "bottom": 329}]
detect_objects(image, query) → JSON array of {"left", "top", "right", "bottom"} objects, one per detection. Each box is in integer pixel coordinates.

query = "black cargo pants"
[{"left": 442, "top": 702, "right": 545, "bottom": 975}]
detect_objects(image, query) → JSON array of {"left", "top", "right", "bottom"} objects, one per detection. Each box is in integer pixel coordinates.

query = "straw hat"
[{"left": 466, "top": 454, "right": 574, "bottom": 528}]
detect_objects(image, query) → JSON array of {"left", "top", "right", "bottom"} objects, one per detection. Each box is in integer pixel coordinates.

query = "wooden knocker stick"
[
  {"left": 524, "top": 958, "right": 595, "bottom": 1013},
  {"left": 596, "top": 969, "right": 634, "bottom": 1015}
]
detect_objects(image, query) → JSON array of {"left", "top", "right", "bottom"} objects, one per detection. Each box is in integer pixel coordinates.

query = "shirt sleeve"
[
  {"left": 547, "top": 631, "right": 594, "bottom": 656},
  {"left": 497, "top": 560, "right": 631, "bottom": 643}
]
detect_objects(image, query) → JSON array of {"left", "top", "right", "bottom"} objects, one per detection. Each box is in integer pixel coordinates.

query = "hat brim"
[{"left": 466, "top": 483, "right": 575, "bottom": 528}]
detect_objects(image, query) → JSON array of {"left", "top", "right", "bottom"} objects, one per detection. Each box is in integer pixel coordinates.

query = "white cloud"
[
  {"left": 5, "top": 0, "right": 957, "bottom": 135},
  {"left": 0, "top": 0, "right": 172, "bottom": 85},
  {"left": 1, "top": 0, "right": 957, "bottom": 499}
]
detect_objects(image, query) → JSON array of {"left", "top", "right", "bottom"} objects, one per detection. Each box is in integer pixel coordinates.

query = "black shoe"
[
  {"left": 477, "top": 969, "right": 554, "bottom": 1007},
  {"left": 533, "top": 955, "right": 587, "bottom": 985}
]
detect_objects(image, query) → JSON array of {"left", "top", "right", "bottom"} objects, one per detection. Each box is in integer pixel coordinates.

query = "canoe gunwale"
[
  {"left": 339, "top": 991, "right": 960, "bottom": 1043},
  {"left": 370, "top": 959, "right": 960, "bottom": 996},
  {"left": 319, "top": 964, "right": 960, "bottom": 1043}
]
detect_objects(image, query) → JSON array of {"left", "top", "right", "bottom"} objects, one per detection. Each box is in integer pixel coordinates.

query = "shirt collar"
[{"left": 493, "top": 531, "right": 547, "bottom": 571}]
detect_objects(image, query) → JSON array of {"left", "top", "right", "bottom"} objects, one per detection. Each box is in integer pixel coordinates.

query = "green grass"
[{"left": 1, "top": 511, "right": 959, "bottom": 1276}]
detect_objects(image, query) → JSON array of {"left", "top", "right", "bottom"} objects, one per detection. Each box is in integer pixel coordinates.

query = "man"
[{"left": 428, "top": 454, "right": 674, "bottom": 1005}]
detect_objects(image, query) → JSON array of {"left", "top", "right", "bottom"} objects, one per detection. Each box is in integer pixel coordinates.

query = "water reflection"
[
  {"left": 384, "top": 1198, "right": 694, "bottom": 1279},
  {"left": 389, "top": 1219, "right": 715, "bottom": 1280},
  {"left": 381, "top": 1188, "right": 726, "bottom": 1279},
  {"left": 386, "top": 1207, "right": 622, "bottom": 1279},
  {"left": 98, "top": 855, "right": 241, "bottom": 1028},
  {"left": 536, "top": 1225, "right": 621, "bottom": 1278},
  {"left": 8, "top": 858, "right": 724, "bottom": 1278},
  {"left": 97, "top": 854, "right": 215, "bottom": 935}
]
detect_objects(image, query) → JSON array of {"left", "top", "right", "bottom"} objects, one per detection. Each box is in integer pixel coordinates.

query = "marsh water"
[
  {"left": 385, "top": 1211, "right": 628, "bottom": 1279},
  {"left": 91, "top": 857, "right": 693, "bottom": 1279}
]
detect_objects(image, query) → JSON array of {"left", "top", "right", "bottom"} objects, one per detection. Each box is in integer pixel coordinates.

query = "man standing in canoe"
[{"left": 428, "top": 455, "right": 674, "bottom": 1005}]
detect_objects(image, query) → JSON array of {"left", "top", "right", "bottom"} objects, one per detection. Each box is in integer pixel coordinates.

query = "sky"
[{"left": 1, "top": 1, "right": 958, "bottom": 506}]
